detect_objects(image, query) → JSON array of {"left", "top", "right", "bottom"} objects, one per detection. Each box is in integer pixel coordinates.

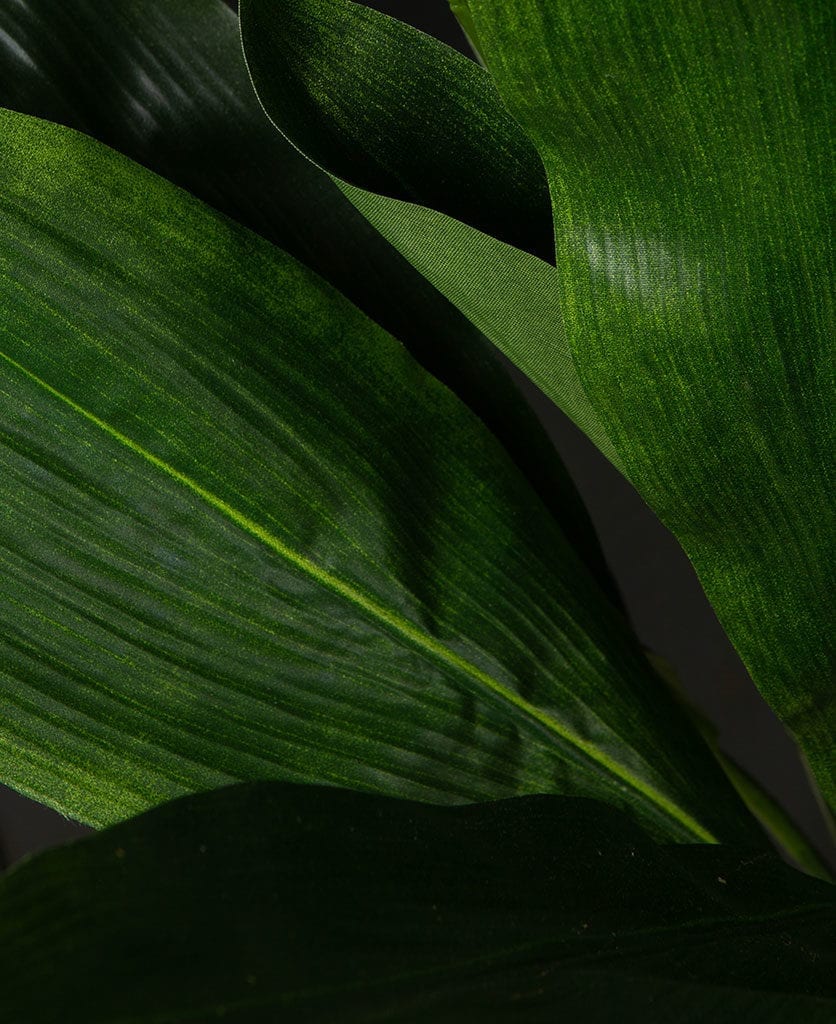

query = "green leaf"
[
  {"left": 456, "top": 0, "right": 834, "bottom": 813},
  {"left": 0, "top": 109, "right": 752, "bottom": 842},
  {"left": 338, "top": 182, "right": 624, "bottom": 469},
  {"left": 238, "top": 0, "right": 622, "bottom": 468},
  {"left": 0, "top": 0, "right": 619, "bottom": 602},
  {"left": 239, "top": 0, "right": 552, "bottom": 257},
  {"left": 715, "top": 751, "right": 834, "bottom": 883},
  {"left": 238, "top": 0, "right": 832, "bottom": 808},
  {"left": 1, "top": 784, "right": 833, "bottom": 1023},
  {"left": 450, "top": 0, "right": 486, "bottom": 61},
  {"left": 646, "top": 652, "right": 834, "bottom": 881}
]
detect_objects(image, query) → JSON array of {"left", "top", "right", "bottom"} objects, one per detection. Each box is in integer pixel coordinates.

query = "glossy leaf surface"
[
  {"left": 0, "top": 0, "right": 617, "bottom": 596},
  {"left": 1, "top": 783, "right": 833, "bottom": 1022},
  {"left": 458, "top": 0, "right": 834, "bottom": 811},
  {"left": 239, "top": 0, "right": 621, "bottom": 466},
  {"left": 0, "top": 110, "right": 749, "bottom": 841}
]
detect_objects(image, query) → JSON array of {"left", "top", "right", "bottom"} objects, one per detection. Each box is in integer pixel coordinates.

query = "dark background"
[{"left": 1, "top": 0, "right": 829, "bottom": 867}]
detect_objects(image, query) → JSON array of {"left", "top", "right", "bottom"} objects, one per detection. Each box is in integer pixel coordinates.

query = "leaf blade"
[
  {"left": 1, "top": 783, "right": 833, "bottom": 1022},
  {"left": 4, "top": 348, "right": 708, "bottom": 837},
  {"left": 460, "top": 0, "right": 835, "bottom": 811},
  {"left": 238, "top": 0, "right": 621, "bottom": 467},
  {"left": 239, "top": 0, "right": 552, "bottom": 256},
  {"left": 0, "top": 0, "right": 620, "bottom": 602},
  {"left": 0, "top": 108, "right": 748, "bottom": 842}
]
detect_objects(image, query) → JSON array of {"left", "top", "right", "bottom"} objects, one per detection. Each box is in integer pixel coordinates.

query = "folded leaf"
[
  {"left": 239, "top": 0, "right": 552, "bottom": 257},
  {"left": 0, "top": 109, "right": 750, "bottom": 842},
  {"left": 458, "top": 0, "right": 835, "bottom": 813},
  {"left": 338, "top": 183, "right": 624, "bottom": 467},
  {"left": 0, "top": 0, "right": 618, "bottom": 600},
  {"left": 239, "top": 0, "right": 621, "bottom": 467},
  {"left": 1, "top": 784, "right": 833, "bottom": 1023}
]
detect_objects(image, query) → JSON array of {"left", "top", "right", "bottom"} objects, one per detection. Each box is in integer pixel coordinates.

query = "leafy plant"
[{"left": 0, "top": 0, "right": 832, "bottom": 1019}]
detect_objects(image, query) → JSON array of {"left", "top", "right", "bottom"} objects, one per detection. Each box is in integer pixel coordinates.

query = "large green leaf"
[
  {"left": 0, "top": 0, "right": 621, "bottom": 602},
  {"left": 0, "top": 109, "right": 751, "bottom": 841},
  {"left": 455, "top": 0, "right": 834, "bottom": 812},
  {"left": 1, "top": 783, "right": 833, "bottom": 1022},
  {"left": 239, "top": 0, "right": 833, "bottom": 810},
  {"left": 238, "top": 0, "right": 623, "bottom": 468}
]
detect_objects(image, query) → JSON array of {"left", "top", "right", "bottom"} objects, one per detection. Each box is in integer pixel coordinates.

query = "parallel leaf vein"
[{"left": 0, "top": 347, "right": 716, "bottom": 841}]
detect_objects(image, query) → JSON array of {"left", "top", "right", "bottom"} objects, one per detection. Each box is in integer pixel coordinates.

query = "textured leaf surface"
[
  {"left": 338, "top": 181, "right": 622, "bottom": 467},
  {"left": 1, "top": 784, "right": 833, "bottom": 1023},
  {"left": 0, "top": 0, "right": 618, "bottom": 598},
  {"left": 239, "top": 0, "right": 551, "bottom": 257},
  {"left": 0, "top": 110, "right": 750, "bottom": 841},
  {"left": 458, "top": 0, "right": 834, "bottom": 811},
  {"left": 239, "top": 0, "right": 620, "bottom": 466}
]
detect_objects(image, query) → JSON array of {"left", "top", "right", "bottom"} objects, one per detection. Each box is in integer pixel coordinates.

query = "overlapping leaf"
[
  {"left": 0, "top": 109, "right": 752, "bottom": 840},
  {"left": 239, "top": 0, "right": 551, "bottom": 256},
  {"left": 239, "top": 0, "right": 833, "bottom": 812},
  {"left": 1, "top": 783, "right": 833, "bottom": 1022},
  {"left": 457, "top": 0, "right": 834, "bottom": 812},
  {"left": 238, "top": 0, "right": 622, "bottom": 466},
  {"left": 0, "top": 0, "right": 620, "bottom": 597}
]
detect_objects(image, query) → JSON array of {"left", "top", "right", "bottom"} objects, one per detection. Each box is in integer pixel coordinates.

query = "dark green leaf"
[
  {"left": 238, "top": 0, "right": 622, "bottom": 467},
  {"left": 0, "top": 109, "right": 749, "bottom": 841},
  {"left": 0, "top": 0, "right": 617, "bottom": 600},
  {"left": 457, "top": 0, "right": 834, "bottom": 813},
  {"left": 239, "top": 0, "right": 552, "bottom": 257},
  {"left": 1, "top": 783, "right": 833, "bottom": 1022},
  {"left": 238, "top": 0, "right": 833, "bottom": 804}
]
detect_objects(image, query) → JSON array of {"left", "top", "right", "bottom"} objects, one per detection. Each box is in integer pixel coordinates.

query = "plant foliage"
[{"left": 0, "top": 0, "right": 831, "bottom": 1018}]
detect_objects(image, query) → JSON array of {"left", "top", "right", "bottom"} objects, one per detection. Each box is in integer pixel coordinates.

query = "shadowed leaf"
[{"left": 1, "top": 784, "right": 833, "bottom": 1022}]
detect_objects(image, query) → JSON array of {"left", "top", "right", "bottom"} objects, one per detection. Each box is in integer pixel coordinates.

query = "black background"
[{"left": 0, "top": 0, "right": 828, "bottom": 867}]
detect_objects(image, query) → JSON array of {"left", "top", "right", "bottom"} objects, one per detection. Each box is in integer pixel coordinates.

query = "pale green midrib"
[{"left": 1, "top": 350, "right": 716, "bottom": 842}]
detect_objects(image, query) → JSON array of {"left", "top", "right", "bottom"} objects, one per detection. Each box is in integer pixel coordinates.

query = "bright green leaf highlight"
[{"left": 339, "top": 184, "right": 623, "bottom": 468}]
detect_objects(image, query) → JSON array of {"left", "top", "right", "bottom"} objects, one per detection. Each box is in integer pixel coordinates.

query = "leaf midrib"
[{"left": 1, "top": 348, "right": 716, "bottom": 842}]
